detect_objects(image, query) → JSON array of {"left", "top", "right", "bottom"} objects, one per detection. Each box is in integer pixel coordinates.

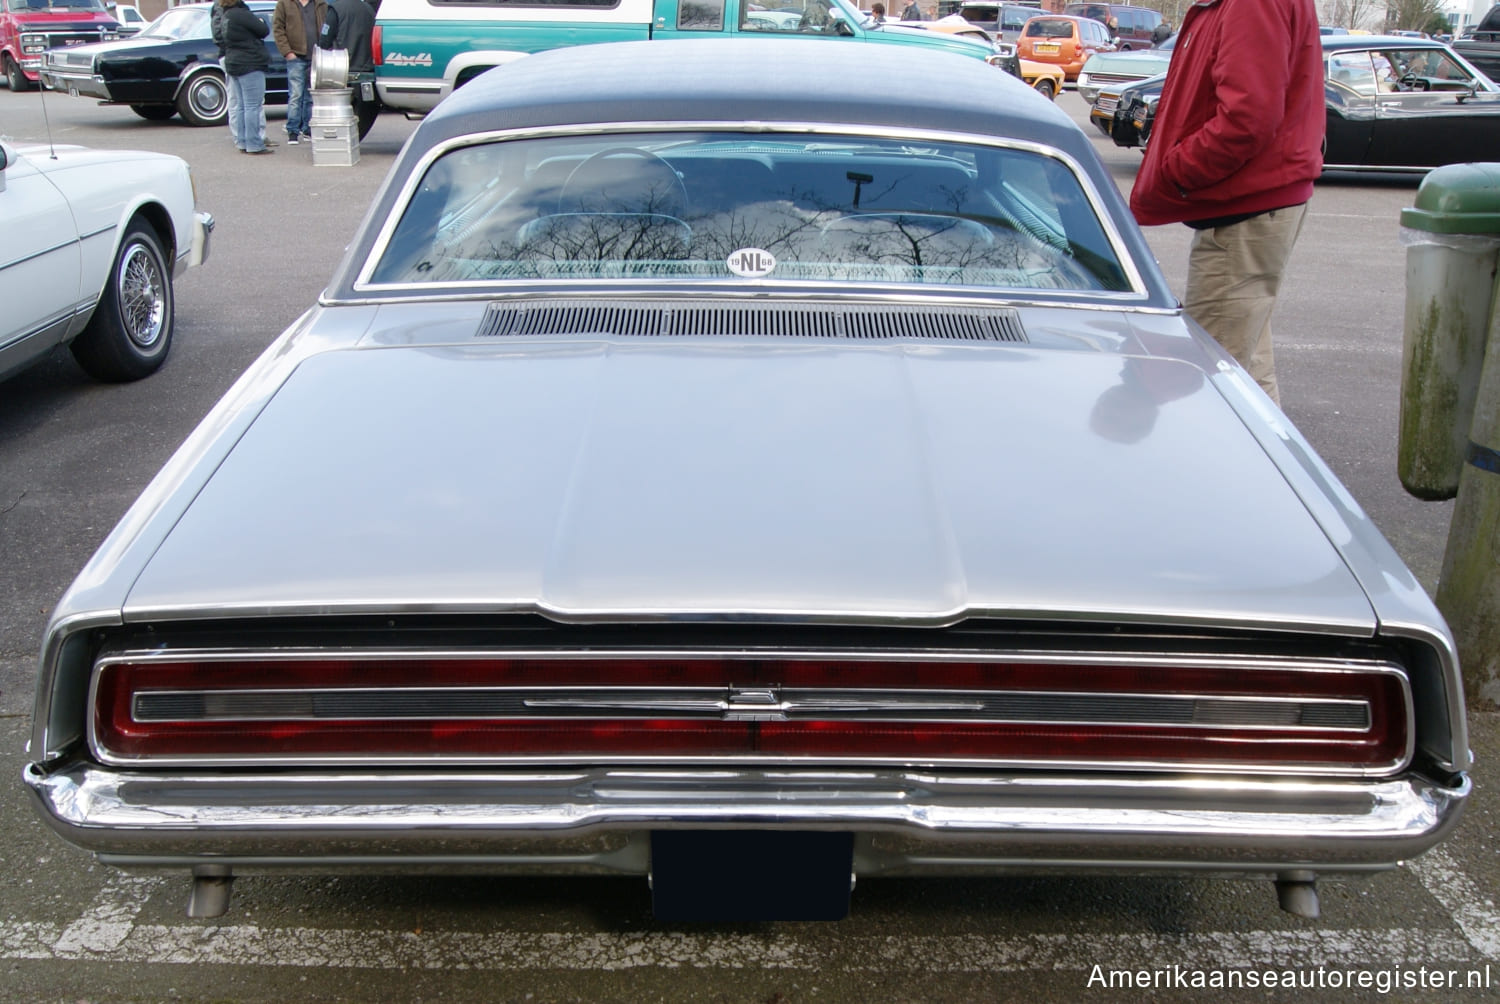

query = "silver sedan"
[{"left": 25, "top": 37, "right": 1467, "bottom": 926}]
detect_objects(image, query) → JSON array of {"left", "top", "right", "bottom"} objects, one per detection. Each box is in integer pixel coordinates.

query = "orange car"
[{"left": 1016, "top": 14, "right": 1115, "bottom": 80}]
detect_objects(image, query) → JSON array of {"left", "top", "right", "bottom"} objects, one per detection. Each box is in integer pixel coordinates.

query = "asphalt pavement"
[{"left": 0, "top": 81, "right": 1496, "bottom": 1003}]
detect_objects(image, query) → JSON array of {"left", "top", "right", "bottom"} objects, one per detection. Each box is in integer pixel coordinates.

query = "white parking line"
[
  {"left": 1279, "top": 342, "right": 1400, "bottom": 353},
  {"left": 1410, "top": 847, "right": 1500, "bottom": 960},
  {"left": 52, "top": 874, "right": 156, "bottom": 955},
  {"left": 0, "top": 865, "right": 1495, "bottom": 972},
  {"left": 0, "top": 919, "right": 1481, "bottom": 972}
]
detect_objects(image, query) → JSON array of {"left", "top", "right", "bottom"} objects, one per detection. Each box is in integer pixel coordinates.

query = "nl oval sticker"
[{"left": 727, "top": 248, "right": 776, "bottom": 278}]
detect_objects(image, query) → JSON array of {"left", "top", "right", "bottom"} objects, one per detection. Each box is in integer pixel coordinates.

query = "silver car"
[{"left": 25, "top": 37, "right": 1468, "bottom": 924}]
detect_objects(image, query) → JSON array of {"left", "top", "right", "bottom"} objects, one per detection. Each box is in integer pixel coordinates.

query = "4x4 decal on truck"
[{"left": 383, "top": 51, "right": 434, "bottom": 66}]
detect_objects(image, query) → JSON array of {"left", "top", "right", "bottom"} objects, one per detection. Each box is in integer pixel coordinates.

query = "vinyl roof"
[{"left": 419, "top": 38, "right": 1074, "bottom": 146}]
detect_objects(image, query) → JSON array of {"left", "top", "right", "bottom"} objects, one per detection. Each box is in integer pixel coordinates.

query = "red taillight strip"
[
  {"left": 90, "top": 652, "right": 1412, "bottom": 774},
  {"left": 125, "top": 686, "right": 1372, "bottom": 731}
]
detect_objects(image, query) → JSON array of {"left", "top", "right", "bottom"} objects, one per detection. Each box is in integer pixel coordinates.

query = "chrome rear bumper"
[
  {"left": 37, "top": 69, "right": 109, "bottom": 99},
  {"left": 24, "top": 762, "right": 1468, "bottom": 875}
]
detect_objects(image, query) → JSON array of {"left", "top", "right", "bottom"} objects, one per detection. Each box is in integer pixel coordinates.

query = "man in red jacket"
[{"left": 1128, "top": 0, "right": 1324, "bottom": 405}]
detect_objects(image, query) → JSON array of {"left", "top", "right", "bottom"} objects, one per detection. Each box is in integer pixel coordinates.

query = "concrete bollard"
[
  {"left": 1399, "top": 164, "right": 1500, "bottom": 705},
  {"left": 1437, "top": 297, "right": 1500, "bottom": 706},
  {"left": 1397, "top": 165, "right": 1500, "bottom": 500}
]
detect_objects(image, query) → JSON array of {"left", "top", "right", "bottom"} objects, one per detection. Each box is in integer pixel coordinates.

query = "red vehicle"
[{"left": 1, "top": 0, "right": 119, "bottom": 91}]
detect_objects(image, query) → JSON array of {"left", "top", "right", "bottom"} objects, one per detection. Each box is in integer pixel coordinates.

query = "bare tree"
[
  {"left": 1324, "top": 0, "right": 1381, "bottom": 30},
  {"left": 1384, "top": 0, "right": 1450, "bottom": 33}
]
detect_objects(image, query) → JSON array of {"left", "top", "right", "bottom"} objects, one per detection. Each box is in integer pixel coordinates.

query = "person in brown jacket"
[{"left": 273, "top": 0, "right": 327, "bottom": 144}]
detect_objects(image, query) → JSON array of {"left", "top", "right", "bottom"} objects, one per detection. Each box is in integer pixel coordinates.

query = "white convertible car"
[{"left": 0, "top": 138, "right": 211, "bottom": 383}]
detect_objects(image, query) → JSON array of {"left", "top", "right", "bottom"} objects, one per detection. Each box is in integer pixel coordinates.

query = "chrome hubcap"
[
  {"left": 194, "top": 80, "right": 226, "bottom": 116},
  {"left": 119, "top": 243, "right": 166, "bottom": 349}
]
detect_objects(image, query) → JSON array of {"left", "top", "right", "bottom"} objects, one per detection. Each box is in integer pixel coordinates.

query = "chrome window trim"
[
  {"left": 350, "top": 120, "right": 1151, "bottom": 300},
  {"left": 87, "top": 647, "right": 1417, "bottom": 776},
  {"left": 320, "top": 286, "right": 1177, "bottom": 314}
]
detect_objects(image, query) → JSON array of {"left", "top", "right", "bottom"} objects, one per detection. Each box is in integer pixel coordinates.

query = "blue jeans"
[
  {"left": 285, "top": 56, "right": 311, "bottom": 137},
  {"left": 225, "top": 71, "right": 241, "bottom": 146},
  {"left": 228, "top": 70, "right": 267, "bottom": 152}
]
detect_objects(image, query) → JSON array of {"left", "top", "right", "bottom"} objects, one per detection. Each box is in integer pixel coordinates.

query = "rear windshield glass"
[
  {"left": 1025, "top": 18, "right": 1076, "bottom": 38},
  {"left": 18, "top": 0, "right": 106, "bottom": 8},
  {"left": 1064, "top": 4, "right": 1111, "bottom": 21},
  {"left": 369, "top": 130, "right": 1130, "bottom": 293}
]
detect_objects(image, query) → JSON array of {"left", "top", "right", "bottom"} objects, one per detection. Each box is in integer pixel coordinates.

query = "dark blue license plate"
[{"left": 650, "top": 830, "right": 854, "bottom": 921}]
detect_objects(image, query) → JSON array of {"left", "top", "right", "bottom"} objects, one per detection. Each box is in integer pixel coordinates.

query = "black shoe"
[
  {"left": 244, "top": 147, "right": 274, "bottom": 155},
  {"left": 287, "top": 134, "right": 299, "bottom": 145}
]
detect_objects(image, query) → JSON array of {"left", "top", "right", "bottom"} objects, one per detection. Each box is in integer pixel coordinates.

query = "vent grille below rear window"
[{"left": 476, "top": 301, "right": 1029, "bottom": 343}]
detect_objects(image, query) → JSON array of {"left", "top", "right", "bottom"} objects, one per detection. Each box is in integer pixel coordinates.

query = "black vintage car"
[
  {"left": 38, "top": 1, "right": 286, "bottom": 126},
  {"left": 1103, "top": 35, "right": 1500, "bottom": 172}
]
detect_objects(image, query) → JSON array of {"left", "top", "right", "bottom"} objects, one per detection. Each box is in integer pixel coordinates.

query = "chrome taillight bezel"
[{"left": 88, "top": 647, "right": 1416, "bottom": 776}]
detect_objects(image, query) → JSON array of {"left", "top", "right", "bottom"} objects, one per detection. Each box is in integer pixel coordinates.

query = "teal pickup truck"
[{"left": 373, "top": 0, "right": 1018, "bottom": 115}]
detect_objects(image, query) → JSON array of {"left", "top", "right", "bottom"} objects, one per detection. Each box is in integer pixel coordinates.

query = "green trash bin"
[{"left": 1398, "top": 163, "right": 1500, "bottom": 500}]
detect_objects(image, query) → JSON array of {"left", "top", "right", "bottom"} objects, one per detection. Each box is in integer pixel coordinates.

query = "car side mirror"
[
  {"left": 1456, "top": 80, "right": 1479, "bottom": 103},
  {"left": 835, "top": 19, "right": 854, "bottom": 35}
]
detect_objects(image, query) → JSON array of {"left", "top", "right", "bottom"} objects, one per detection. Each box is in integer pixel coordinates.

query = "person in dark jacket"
[
  {"left": 320, "top": 0, "right": 375, "bottom": 72},
  {"left": 1128, "top": 0, "right": 1322, "bottom": 404},
  {"left": 274, "top": 0, "right": 327, "bottom": 144},
  {"left": 210, "top": 3, "right": 241, "bottom": 148},
  {"left": 320, "top": 0, "right": 379, "bottom": 137},
  {"left": 220, "top": 0, "right": 274, "bottom": 154}
]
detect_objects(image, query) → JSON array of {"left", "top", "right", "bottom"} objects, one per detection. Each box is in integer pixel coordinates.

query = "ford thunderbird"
[{"left": 25, "top": 38, "right": 1468, "bottom": 923}]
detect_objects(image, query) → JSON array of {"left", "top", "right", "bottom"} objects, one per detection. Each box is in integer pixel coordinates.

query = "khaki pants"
[{"left": 1183, "top": 203, "right": 1308, "bottom": 405}]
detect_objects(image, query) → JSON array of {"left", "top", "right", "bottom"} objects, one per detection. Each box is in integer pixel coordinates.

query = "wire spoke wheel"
[
  {"left": 118, "top": 241, "right": 168, "bottom": 349},
  {"left": 70, "top": 221, "right": 175, "bottom": 381}
]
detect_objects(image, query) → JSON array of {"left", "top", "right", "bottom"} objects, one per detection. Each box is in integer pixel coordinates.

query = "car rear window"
[
  {"left": 1000, "top": 5, "right": 1032, "bottom": 30},
  {"left": 1064, "top": 4, "right": 1110, "bottom": 22},
  {"left": 367, "top": 130, "right": 1131, "bottom": 293},
  {"left": 1025, "top": 18, "right": 1077, "bottom": 39},
  {"left": 139, "top": 5, "right": 210, "bottom": 39}
]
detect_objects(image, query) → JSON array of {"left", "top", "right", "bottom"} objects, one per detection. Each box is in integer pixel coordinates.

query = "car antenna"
[{"left": 36, "top": 55, "right": 58, "bottom": 159}]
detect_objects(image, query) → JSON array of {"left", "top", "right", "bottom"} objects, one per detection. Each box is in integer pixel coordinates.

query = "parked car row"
[
  {"left": 956, "top": 1, "right": 1162, "bottom": 48},
  {"left": 37, "top": 1, "right": 287, "bottom": 126},
  {"left": 1061, "top": 2, "right": 1162, "bottom": 48},
  {"left": 1090, "top": 35, "right": 1500, "bottom": 174},
  {"left": 908, "top": 13, "right": 1062, "bottom": 97},
  {"left": 1075, "top": 30, "right": 1171, "bottom": 103},
  {"left": 1016, "top": 12, "right": 1114, "bottom": 80}
]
